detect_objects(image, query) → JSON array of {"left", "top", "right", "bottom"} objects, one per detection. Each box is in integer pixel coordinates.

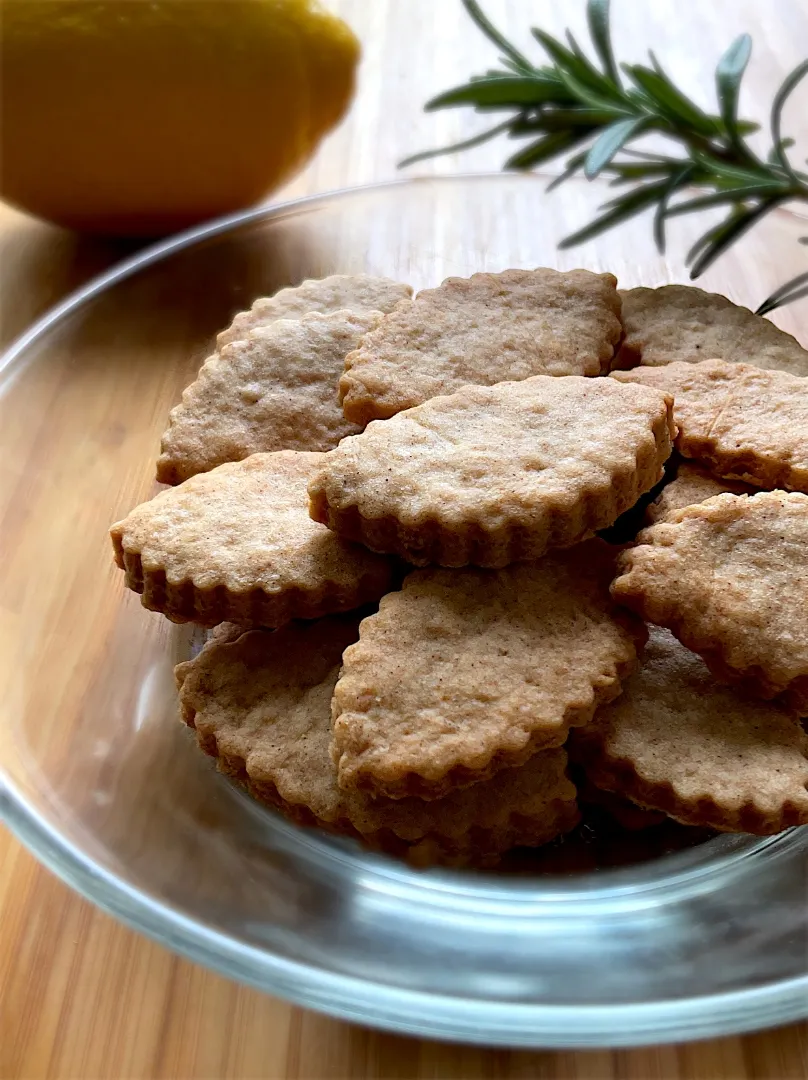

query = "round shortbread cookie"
[
  {"left": 158, "top": 310, "right": 383, "bottom": 485},
  {"left": 176, "top": 616, "right": 580, "bottom": 868},
  {"left": 340, "top": 268, "right": 623, "bottom": 424},
  {"left": 612, "top": 491, "right": 808, "bottom": 713},
  {"left": 216, "top": 274, "right": 412, "bottom": 349},
  {"left": 612, "top": 359, "right": 808, "bottom": 493},
  {"left": 310, "top": 374, "right": 675, "bottom": 569},
  {"left": 614, "top": 285, "right": 808, "bottom": 376},
  {"left": 570, "top": 628, "right": 808, "bottom": 834},
  {"left": 331, "top": 541, "right": 646, "bottom": 800},
  {"left": 111, "top": 450, "right": 397, "bottom": 628}
]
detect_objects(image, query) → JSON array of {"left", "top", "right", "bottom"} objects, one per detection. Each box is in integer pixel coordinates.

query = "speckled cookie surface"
[
  {"left": 615, "top": 285, "right": 808, "bottom": 375},
  {"left": 176, "top": 616, "right": 580, "bottom": 867},
  {"left": 331, "top": 542, "right": 646, "bottom": 800},
  {"left": 216, "top": 274, "right": 412, "bottom": 349},
  {"left": 111, "top": 451, "right": 396, "bottom": 628},
  {"left": 645, "top": 462, "right": 755, "bottom": 525},
  {"left": 339, "top": 268, "right": 623, "bottom": 423},
  {"left": 570, "top": 628, "right": 808, "bottom": 833},
  {"left": 310, "top": 374, "right": 674, "bottom": 568},
  {"left": 157, "top": 310, "right": 382, "bottom": 485},
  {"left": 612, "top": 492, "right": 808, "bottom": 712},
  {"left": 612, "top": 359, "right": 808, "bottom": 492}
]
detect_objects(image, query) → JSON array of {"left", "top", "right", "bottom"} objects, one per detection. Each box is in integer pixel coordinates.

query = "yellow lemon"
[{"left": 0, "top": 0, "right": 359, "bottom": 235}]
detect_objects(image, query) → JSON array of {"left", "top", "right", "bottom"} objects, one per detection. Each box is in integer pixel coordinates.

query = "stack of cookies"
[{"left": 110, "top": 269, "right": 808, "bottom": 868}]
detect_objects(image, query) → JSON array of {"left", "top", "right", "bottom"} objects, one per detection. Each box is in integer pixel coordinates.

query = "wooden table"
[{"left": 1, "top": 2, "right": 807, "bottom": 1076}]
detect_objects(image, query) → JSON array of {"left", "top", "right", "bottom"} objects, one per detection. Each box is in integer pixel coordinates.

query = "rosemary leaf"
[
  {"left": 460, "top": 0, "right": 534, "bottom": 74},
  {"left": 622, "top": 62, "right": 723, "bottom": 136},
  {"left": 653, "top": 165, "right": 694, "bottom": 252},
  {"left": 426, "top": 77, "right": 563, "bottom": 110},
  {"left": 664, "top": 182, "right": 791, "bottom": 217},
  {"left": 398, "top": 119, "right": 513, "bottom": 168},
  {"left": 403, "top": 0, "right": 808, "bottom": 308},
  {"left": 715, "top": 34, "right": 753, "bottom": 145},
  {"left": 506, "top": 130, "right": 592, "bottom": 170},
  {"left": 559, "top": 179, "right": 673, "bottom": 246},
  {"left": 756, "top": 270, "right": 808, "bottom": 314},
  {"left": 585, "top": 116, "right": 648, "bottom": 178},
  {"left": 587, "top": 0, "right": 620, "bottom": 85},
  {"left": 688, "top": 199, "right": 782, "bottom": 277},
  {"left": 770, "top": 59, "right": 808, "bottom": 183}
]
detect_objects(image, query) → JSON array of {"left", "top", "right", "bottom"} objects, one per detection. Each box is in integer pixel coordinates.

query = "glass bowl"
[{"left": 1, "top": 176, "right": 807, "bottom": 1048}]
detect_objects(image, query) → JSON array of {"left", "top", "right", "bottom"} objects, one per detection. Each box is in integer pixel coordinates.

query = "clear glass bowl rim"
[{"left": 1, "top": 175, "right": 807, "bottom": 1048}]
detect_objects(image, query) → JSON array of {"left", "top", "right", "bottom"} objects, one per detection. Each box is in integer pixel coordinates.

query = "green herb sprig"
[{"left": 401, "top": 0, "right": 808, "bottom": 314}]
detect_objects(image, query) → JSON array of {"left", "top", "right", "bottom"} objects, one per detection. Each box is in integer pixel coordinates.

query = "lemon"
[{"left": 0, "top": 1, "right": 359, "bottom": 235}]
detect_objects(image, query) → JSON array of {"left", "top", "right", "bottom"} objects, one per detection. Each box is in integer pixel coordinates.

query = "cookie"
[
  {"left": 309, "top": 374, "right": 675, "bottom": 568},
  {"left": 216, "top": 274, "right": 412, "bottom": 349},
  {"left": 570, "top": 628, "right": 808, "bottom": 833},
  {"left": 615, "top": 285, "right": 808, "bottom": 376},
  {"left": 111, "top": 451, "right": 396, "bottom": 628},
  {"left": 331, "top": 543, "right": 646, "bottom": 800},
  {"left": 339, "top": 268, "right": 623, "bottom": 424},
  {"left": 612, "top": 492, "right": 808, "bottom": 713},
  {"left": 612, "top": 359, "right": 808, "bottom": 492},
  {"left": 645, "top": 461, "right": 755, "bottom": 525},
  {"left": 176, "top": 616, "right": 580, "bottom": 868},
  {"left": 157, "top": 310, "right": 382, "bottom": 485}
]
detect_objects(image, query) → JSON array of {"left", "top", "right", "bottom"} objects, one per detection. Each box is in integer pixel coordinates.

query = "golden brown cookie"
[
  {"left": 157, "top": 310, "right": 382, "bottom": 485},
  {"left": 176, "top": 616, "right": 580, "bottom": 868},
  {"left": 111, "top": 451, "right": 396, "bottom": 628},
  {"left": 309, "top": 374, "right": 674, "bottom": 568},
  {"left": 612, "top": 359, "right": 808, "bottom": 492},
  {"left": 615, "top": 285, "right": 808, "bottom": 376},
  {"left": 645, "top": 461, "right": 755, "bottom": 525},
  {"left": 216, "top": 274, "right": 412, "bottom": 349},
  {"left": 339, "top": 268, "right": 623, "bottom": 424},
  {"left": 331, "top": 543, "right": 646, "bottom": 800},
  {"left": 612, "top": 492, "right": 808, "bottom": 713},
  {"left": 570, "top": 628, "right": 808, "bottom": 833}
]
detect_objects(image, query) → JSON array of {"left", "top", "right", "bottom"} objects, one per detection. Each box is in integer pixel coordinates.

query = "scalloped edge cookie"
[
  {"left": 570, "top": 628, "right": 808, "bottom": 834},
  {"left": 216, "top": 274, "right": 412, "bottom": 349},
  {"left": 310, "top": 375, "right": 675, "bottom": 568},
  {"left": 111, "top": 451, "right": 397, "bottom": 627},
  {"left": 611, "top": 491, "right": 808, "bottom": 713},
  {"left": 330, "top": 543, "right": 646, "bottom": 800},
  {"left": 157, "top": 310, "right": 382, "bottom": 485},
  {"left": 176, "top": 617, "right": 580, "bottom": 868},
  {"left": 612, "top": 359, "right": 808, "bottom": 493},
  {"left": 614, "top": 285, "right": 808, "bottom": 376},
  {"left": 340, "top": 268, "right": 623, "bottom": 424}
]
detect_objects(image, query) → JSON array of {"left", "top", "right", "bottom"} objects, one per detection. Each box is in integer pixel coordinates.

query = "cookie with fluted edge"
[
  {"left": 614, "top": 285, "right": 808, "bottom": 376},
  {"left": 176, "top": 616, "right": 580, "bottom": 868},
  {"left": 111, "top": 451, "right": 396, "bottom": 628},
  {"left": 216, "top": 274, "right": 412, "bottom": 349},
  {"left": 570, "top": 628, "right": 808, "bottom": 834},
  {"left": 157, "top": 310, "right": 382, "bottom": 485},
  {"left": 645, "top": 461, "right": 754, "bottom": 525},
  {"left": 340, "top": 268, "right": 623, "bottom": 424},
  {"left": 310, "top": 375, "right": 674, "bottom": 568},
  {"left": 612, "top": 359, "right": 808, "bottom": 493},
  {"left": 612, "top": 492, "right": 808, "bottom": 713},
  {"left": 331, "top": 543, "right": 646, "bottom": 801}
]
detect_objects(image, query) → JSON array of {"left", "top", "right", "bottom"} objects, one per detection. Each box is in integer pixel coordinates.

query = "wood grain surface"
[{"left": 1, "top": 2, "right": 808, "bottom": 1077}]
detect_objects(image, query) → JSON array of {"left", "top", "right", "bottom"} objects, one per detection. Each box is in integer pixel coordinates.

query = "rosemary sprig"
[{"left": 401, "top": 0, "right": 808, "bottom": 314}]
